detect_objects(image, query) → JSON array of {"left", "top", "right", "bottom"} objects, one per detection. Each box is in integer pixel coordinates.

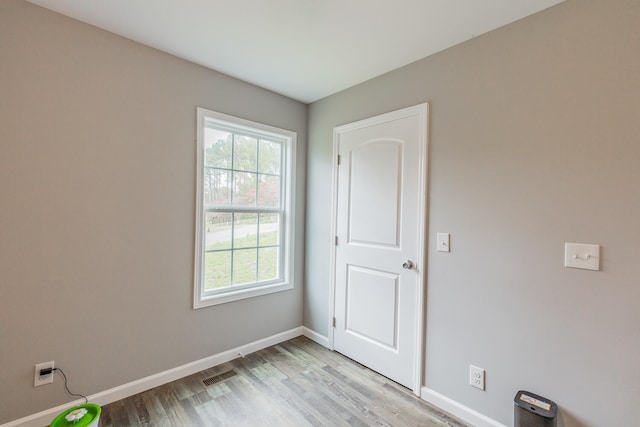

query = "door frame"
[{"left": 328, "top": 103, "right": 429, "bottom": 396}]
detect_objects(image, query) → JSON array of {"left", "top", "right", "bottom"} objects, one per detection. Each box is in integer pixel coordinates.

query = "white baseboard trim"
[
  {"left": 421, "top": 387, "right": 507, "bottom": 427},
  {"left": 2, "top": 327, "right": 304, "bottom": 427},
  {"left": 302, "top": 327, "right": 329, "bottom": 348}
]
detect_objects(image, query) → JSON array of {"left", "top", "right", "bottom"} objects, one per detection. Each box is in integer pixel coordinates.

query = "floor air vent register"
[{"left": 202, "top": 370, "right": 238, "bottom": 386}]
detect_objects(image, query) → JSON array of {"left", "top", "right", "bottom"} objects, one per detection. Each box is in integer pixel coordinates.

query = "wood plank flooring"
[{"left": 99, "top": 336, "right": 468, "bottom": 426}]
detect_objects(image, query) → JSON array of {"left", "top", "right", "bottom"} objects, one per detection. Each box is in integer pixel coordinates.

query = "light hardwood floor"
[{"left": 99, "top": 336, "right": 468, "bottom": 426}]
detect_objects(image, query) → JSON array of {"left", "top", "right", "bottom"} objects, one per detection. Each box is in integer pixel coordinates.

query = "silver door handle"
[{"left": 402, "top": 260, "right": 414, "bottom": 270}]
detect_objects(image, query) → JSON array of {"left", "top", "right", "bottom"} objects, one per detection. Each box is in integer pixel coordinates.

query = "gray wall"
[
  {"left": 305, "top": 1, "right": 639, "bottom": 426},
  {"left": 0, "top": 1, "right": 306, "bottom": 423}
]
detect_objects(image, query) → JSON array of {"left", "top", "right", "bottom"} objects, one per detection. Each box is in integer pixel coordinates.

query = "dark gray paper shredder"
[{"left": 514, "top": 390, "right": 557, "bottom": 427}]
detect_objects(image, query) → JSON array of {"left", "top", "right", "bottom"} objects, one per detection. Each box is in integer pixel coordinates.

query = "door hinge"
[
  {"left": 337, "top": 155, "right": 341, "bottom": 165},
  {"left": 335, "top": 236, "right": 338, "bottom": 246},
  {"left": 332, "top": 317, "right": 336, "bottom": 328}
]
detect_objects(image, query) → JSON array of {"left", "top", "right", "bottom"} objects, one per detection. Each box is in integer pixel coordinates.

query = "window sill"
[{"left": 194, "top": 281, "right": 293, "bottom": 308}]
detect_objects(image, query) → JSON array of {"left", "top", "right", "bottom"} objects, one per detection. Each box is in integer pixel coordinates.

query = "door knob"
[{"left": 402, "top": 260, "right": 414, "bottom": 270}]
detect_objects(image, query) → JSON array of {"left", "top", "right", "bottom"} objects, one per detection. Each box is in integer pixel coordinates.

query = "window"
[{"left": 194, "top": 108, "right": 296, "bottom": 308}]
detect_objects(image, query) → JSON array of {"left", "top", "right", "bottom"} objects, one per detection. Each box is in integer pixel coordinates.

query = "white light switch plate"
[
  {"left": 565, "top": 243, "right": 600, "bottom": 271},
  {"left": 437, "top": 233, "right": 450, "bottom": 252}
]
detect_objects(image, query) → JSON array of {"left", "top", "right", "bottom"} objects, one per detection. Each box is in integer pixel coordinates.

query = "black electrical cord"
[{"left": 53, "top": 368, "right": 88, "bottom": 405}]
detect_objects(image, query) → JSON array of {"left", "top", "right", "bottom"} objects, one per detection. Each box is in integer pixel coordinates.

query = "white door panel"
[
  {"left": 345, "top": 265, "right": 399, "bottom": 349},
  {"left": 332, "top": 104, "right": 428, "bottom": 391},
  {"left": 348, "top": 140, "right": 402, "bottom": 247}
]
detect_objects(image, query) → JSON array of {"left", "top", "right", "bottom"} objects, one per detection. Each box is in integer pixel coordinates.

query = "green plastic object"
[{"left": 50, "top": 404, "right": 101, "bottom": 427}]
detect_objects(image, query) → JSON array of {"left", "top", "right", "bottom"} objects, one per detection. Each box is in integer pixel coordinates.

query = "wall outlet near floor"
[
  {"left": 34, "top": 361, "right": 55, "bottom": 387},
  {"left": 564, "top": 242, "right": 600, "bottom": 271},
  {"left": 469, "top": 365, "right": 485, "bottom": 390}
]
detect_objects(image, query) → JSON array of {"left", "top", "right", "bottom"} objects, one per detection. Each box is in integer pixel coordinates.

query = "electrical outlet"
[
  {"left": 469, "top": 365, "right": 485, "bottom": 390},
  {"left": 34, "top": 361, "right": 55, "bottom": 387}
]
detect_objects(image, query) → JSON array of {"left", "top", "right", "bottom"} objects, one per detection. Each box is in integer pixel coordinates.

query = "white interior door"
[{"left": 332, "top": 104, "right": 428, "bottom": 392}]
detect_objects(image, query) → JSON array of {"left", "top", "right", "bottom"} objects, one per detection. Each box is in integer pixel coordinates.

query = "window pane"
[
  {"left": 204, "top": 168, "right": 231, "bottom": 206},
  {"left": 233, "top": 213, "right": 257, "bottom": 248},
  {"left": 258, "top": 247, "right": 278, "bottom": 282},
  {"left": 232, "top": 172, "right": 257, "bottom": 206},
  {"left": 204, "top": 128, "right": 232, "bottom": 168},
  {"left": 258, "top": 213, "right": 279, "bottom": 247},
  {"left": 204, "top": 250, "right": 231, "bottom": 290},
  {"left": 233, "top": 135, "right": 257, "bottom": 172},
  {"left": 196, "top": 109, "right": 294, "bottom": 307},
  {"left": 258, "top": 139, "right": 281, "bottom": 174},
  {"left": 232, "top": 248, "right": 257, "bottom": 285},
  {"left": 257, "top": 174, "right": 280, "bottom": 208},
  {"left": 205, "top": 212, "right": 232, "bottom": 250}
]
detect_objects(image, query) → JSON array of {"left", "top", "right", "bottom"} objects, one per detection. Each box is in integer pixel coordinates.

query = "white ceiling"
[{"left": 26, "top": 0, "right": 564, "bottom": 103}]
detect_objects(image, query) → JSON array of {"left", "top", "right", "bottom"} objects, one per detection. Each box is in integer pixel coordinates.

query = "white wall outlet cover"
[
  {"left": 34, "top": 361, "right": 55, "bottom": 387},
  {"left": 437, "top": 233, "right": 450, "bottom": 252},
  {"left": 469, "top": 365, "right": 485, "bottom": 391},
  {"left": 564, "top": 243, "right": 600, "bottom": 271}
]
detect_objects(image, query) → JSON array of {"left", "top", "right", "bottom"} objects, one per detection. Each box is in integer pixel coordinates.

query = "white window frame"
[{"left": 194, "top": 107, "right": 296, "bottom": 308}]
